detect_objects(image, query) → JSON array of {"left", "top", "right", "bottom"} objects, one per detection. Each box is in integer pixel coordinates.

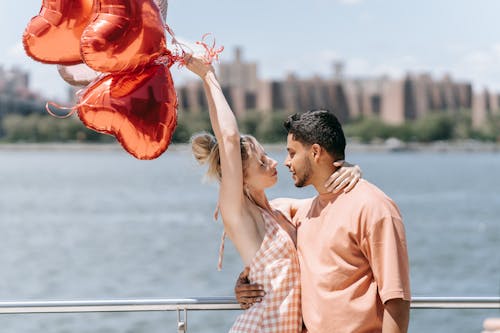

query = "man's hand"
[{"left": 234, "top": 267, "right": 265, "bottom": 310}]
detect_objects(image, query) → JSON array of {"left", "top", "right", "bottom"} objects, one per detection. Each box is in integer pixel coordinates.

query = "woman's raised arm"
[{"left": 185, "top": 55, "right": 245, "bottom": 231}]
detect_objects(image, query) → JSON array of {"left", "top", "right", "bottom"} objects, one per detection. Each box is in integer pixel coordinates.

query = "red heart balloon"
[
  {"left": 80, "top": 0, "right": 167, "bottom": 73},
  {"left": 77, "top": 64, "right": 178, "bottom": 160},
  {"left": 23, "top": 0, "right": 94, "bottom": 65}
]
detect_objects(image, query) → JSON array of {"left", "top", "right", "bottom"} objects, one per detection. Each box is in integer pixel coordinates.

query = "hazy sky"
[{"left": 1, "top": 0, "right": 500, "bottom": 101}]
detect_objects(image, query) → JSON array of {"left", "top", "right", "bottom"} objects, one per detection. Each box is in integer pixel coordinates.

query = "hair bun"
[{"left": 191, "top": 132, "right": 221, "bottom": 180}]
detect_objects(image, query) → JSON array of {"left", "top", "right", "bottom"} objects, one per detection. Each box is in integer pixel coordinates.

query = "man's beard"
[{"left": 294, "top": 158, "right": 312, "bottom": 188}]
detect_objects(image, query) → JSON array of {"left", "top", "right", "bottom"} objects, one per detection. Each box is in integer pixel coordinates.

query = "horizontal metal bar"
[
  {"left": 0, "top": 298, "right": 240, "bottom": 314},
  {"left": 409, "top": 297, "right": 500, "bottom": 309},
  {"left": 0, "top": 297, "right": 498, "bottom": 314}
]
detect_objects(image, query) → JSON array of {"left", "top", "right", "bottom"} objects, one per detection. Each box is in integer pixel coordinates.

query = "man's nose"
[{"left": 284, "top": 157, "right": 290, "bottom": 168}]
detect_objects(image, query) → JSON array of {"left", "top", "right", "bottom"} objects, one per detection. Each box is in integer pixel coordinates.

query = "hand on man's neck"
[{"left": 310, "top": 149, "right": 339, "bottom": 195}]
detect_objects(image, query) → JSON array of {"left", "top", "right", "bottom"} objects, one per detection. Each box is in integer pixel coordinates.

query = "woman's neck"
[{"left": 246, "top": 189, "right": 271, "bottom": 211}]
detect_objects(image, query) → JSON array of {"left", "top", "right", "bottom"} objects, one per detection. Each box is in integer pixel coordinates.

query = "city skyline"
[
  {"left": 177, "top": 47, "right": 500, "bottom": 130},
  {"left": 1, "top": 0, "right": 500, "bottom": 101}
]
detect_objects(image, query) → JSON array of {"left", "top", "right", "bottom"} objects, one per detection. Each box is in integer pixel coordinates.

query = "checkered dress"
[{"left": 229, "top": 209, "right": 302, "bottom": 332}]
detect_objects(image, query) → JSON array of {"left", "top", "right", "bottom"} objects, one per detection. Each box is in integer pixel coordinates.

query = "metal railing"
[{"left": 0, "top": 297, "right": 498, "bottom": 332}]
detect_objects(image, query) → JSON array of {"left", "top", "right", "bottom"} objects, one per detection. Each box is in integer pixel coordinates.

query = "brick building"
[
  {"left": 176, "top": 47, "right": 497, "bottom": 127},
  {"left": 0, "top": 66, "right": 45, "bottom": 116}
]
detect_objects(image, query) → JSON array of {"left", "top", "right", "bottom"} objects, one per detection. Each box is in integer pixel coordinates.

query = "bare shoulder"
[
  {"left": 270, "top": 197, "right": 312, "bottom": 221},
  {"left": 270, "top": 198, "right": 294, "bottom": 221},
  {"left": 270, "top": 197, "right": 307, "bottom": 211}
]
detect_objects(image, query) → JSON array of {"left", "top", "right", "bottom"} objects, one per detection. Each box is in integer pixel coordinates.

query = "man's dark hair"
[{"left": 284, "top": 110, "right": 346, "bottom": 160}]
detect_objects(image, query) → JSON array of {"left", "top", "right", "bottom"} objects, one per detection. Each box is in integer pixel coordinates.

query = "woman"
[{"left": 186, "top": 54, "right": 361, "bottom": 332}]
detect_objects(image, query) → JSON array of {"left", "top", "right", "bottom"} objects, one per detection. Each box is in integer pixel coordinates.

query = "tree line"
[{"left": 0, "top": 109, "right": 498, "bottom": 144}]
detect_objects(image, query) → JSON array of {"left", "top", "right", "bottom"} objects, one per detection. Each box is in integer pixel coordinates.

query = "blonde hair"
[{"left": 191, "top": 132, "right": 258, "bottom": 181}]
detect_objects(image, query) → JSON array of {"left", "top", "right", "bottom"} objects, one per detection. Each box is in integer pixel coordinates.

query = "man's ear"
[{"left": 311, "top": 144, "right": 322, "bottom": 161}]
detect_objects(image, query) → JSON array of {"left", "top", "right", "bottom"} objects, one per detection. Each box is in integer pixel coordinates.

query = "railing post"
[{"left": 177, "top": 307, "right": 187, "bottom": 333}]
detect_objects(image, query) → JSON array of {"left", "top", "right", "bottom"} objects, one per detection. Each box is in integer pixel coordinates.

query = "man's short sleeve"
[{"left": 361, "top": 215, "right": 411, "bottom": 304}]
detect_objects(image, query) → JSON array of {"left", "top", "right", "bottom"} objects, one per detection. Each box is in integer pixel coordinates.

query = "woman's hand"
[
  {"left": 183, "top": 53, "right": 215, "bottom": 79},
  {"left": 324, "top": 161, "right": 362, "bottom": 193}
]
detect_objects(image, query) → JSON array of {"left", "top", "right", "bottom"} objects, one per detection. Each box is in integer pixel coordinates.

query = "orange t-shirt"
[{"left": 294, "top": 180, "right": 411, "bottom": 333}]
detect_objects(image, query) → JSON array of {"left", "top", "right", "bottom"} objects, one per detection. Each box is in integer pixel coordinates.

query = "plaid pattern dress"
[{"left": 229, "top": 209, "right": 302, "bottom": 332}]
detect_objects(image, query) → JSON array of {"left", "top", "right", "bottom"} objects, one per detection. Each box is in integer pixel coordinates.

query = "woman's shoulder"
[{"left": 270, "top": 197, "right": 313, "bottom": 224}]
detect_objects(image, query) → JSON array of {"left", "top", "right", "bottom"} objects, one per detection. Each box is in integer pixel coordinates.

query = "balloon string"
[
  {"left": 196, "top": 33, "right": 224, "bottom": 64},
  {"left": 162, "top": 25, "right": 224, "bottom": 67},
  {"left": 162, "top": 24, "right": 188, "bottom": 67},
  {"left": 73, "top": 84, "right": 111, "bottom": 114},
  {"left": 45, "top": 84, "right": 107, "bottom": 120},
  {"left": 45, "top": 101, "right": 77, "bottom": 119}
]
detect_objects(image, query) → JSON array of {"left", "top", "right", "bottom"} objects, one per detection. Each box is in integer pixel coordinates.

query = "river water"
[{"left": 0, "top": 145, "right": 498, "bottom": 333}]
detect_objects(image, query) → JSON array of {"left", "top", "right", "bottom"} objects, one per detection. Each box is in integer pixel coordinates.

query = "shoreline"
[{"left": 0, "top": 140, "right": 499, "bottom": 153}]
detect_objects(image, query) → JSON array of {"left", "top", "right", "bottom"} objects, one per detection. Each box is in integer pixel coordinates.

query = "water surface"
[{"left": 0, "top": 145, "right": 498, "bottom": 332}]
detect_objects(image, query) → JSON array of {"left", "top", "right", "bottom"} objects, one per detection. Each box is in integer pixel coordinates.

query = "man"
[{"left": 235, "top": 110, "right": 411, "bottom": 333}]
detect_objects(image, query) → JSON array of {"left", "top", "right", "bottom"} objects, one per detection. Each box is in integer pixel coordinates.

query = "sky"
[{"left": 1, "top": 0, "right": 500, "bottom": 102}]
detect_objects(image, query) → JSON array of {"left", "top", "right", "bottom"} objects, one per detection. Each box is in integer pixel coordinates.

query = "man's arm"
[
  {"left": 234, "top": 267, "right": 265, "bottom": 309},
  {"left": 382, "top": 298, "right": 410, "bottom": 333}
]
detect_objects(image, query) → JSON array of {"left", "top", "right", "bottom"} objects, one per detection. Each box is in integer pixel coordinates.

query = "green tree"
[
  {"left": 256, "top": 111, "right": 288, "bottom": 143},
  {"left": 344, "top": 117, "right": 396, "bottom": 143},
  {"left": 412, "top": 113, "right": 454, "bottom": 142},
  {"left": 239, "top": 111, "right": 260, "bottom": 137}
]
